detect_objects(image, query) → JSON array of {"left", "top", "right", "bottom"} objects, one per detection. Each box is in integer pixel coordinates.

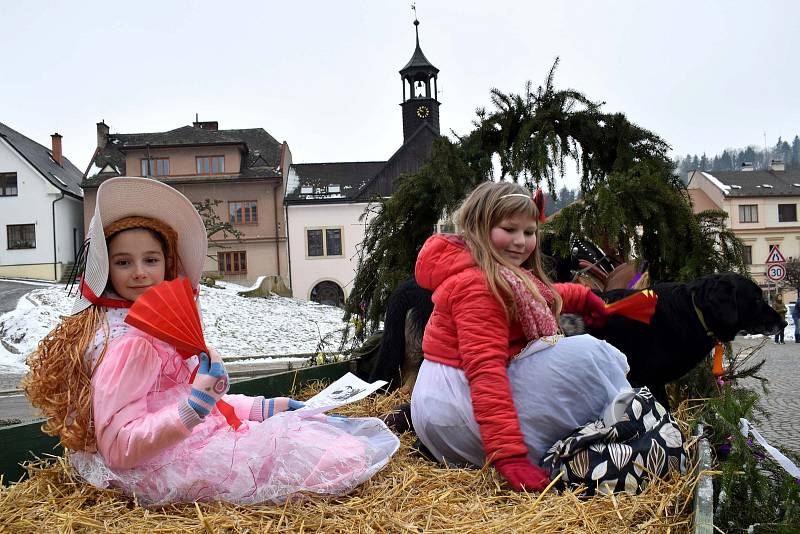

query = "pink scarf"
[{"left": 499, "top": 266, "right": 558, "bottom": 341}]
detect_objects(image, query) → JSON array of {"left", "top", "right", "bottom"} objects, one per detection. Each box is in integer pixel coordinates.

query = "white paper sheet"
[{"left": 300, "top": 372, "right": 387, "bottom": 412}]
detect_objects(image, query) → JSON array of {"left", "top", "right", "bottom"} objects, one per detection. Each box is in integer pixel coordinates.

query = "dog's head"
[{"left": 688, "top": 273, "right": 787, "bottom": 342}]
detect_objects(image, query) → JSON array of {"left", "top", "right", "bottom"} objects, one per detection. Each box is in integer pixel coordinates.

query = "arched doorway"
[{"left": 310, "top": 280, "right": 345, "bottom": 308}]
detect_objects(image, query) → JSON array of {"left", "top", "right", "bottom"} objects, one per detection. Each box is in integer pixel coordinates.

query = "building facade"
[
  {"left": 84, "top": 120, "right": 289, "bottom": 286},
  {"left": 0, "top": 122, "right": 84, "bottom": 281},
  {"left": 688, "top": 161, "right": 800, "bottom": 293},
  {"left": 284, "top": 20, "right": 441, "bottom": 306}
]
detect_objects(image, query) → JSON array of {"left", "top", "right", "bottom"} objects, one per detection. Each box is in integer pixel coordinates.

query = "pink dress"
[{"left": 70, "top": 307, "right": 399, "bottom": 505}]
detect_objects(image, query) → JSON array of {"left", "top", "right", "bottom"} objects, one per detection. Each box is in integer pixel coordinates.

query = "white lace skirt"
[{"left": 411, "top": 334, "right": 632, "bottom": 466}]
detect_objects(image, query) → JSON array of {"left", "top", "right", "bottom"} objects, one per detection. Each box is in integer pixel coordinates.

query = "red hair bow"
[{"left": 533, "top": 188, "right": 546, "bottom": 222}]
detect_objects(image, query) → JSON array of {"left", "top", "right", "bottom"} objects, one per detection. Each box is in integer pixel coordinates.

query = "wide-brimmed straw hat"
[{"left": 70, "top": 177, "right": 207, "bottom": 315}]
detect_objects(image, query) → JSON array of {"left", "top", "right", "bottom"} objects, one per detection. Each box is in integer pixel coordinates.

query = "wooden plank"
[
  {"left": 0, "top": 361, "right": 355, "bottom": 485},
  {"left": 0, "top": 420, "right": 61, "bottom": 485}
]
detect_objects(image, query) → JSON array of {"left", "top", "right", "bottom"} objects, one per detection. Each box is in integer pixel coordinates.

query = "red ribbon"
[
  {"left": 80, "top": 276, "right": 133, "bottom": 308},
  {"left": 533, "top": 188, "right": 546, "bottom": 222}
]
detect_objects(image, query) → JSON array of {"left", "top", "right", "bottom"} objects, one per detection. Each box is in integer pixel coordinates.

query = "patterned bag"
[{"left": 540, "top": 387, "right": 688, "bottom": 495}]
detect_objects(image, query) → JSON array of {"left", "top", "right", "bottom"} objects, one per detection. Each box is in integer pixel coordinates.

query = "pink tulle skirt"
[{"left": 71, "top": 411, "right": 399, "bottom": 505}]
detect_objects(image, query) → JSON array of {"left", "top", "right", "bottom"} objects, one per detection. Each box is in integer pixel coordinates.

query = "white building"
[
  {"left": 284, "top": 20, "right": 441, "bottom": 306},
  {"left": 0, "top": 123, "right": 84, "bottom": 281}
]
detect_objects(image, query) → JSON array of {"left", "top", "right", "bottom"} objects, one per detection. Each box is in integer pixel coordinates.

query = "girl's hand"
[
  {"left": 493, "top": 454, "right": 551, "bottom": 492},
  {"left": 583, "top": 291, "right": 609, "bottom": 328},
  {"left": 261, "top": 397, "right": 305, "bottom": 419},
  {"left": 187, "top": 351, "right": 229, "bottom": 417}
]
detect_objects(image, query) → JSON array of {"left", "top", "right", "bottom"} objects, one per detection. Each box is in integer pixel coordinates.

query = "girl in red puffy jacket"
[{"left": 411, "top": 181, "right": 632, "bottom": 492}]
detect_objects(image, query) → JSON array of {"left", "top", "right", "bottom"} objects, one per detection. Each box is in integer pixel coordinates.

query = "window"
[
  {"left": 310, "top": 280, "right": 345, "bottom": 307},
  {"left": 7, "top": 224, "right": 35, "bottom": 249},
  {"left": 744, "top": 245, "right": 752, "bottom": 265},
  {"left": 0, "top": 173, "right": 18, "bottom": 196},
  {"left": 306, "top": 227, "right": 343, "bottom": 257},
  {"left": 778, "top": 203, "right": 797, "bottom": 222},
  {"left": 141, "top": 158, "right": 170, "bottom": 177},
  {"left": 739, "top": 204, "right": 758, "bottom": 223},
  {"left": 325, "top": 228, "right": 342, "bottom": 256},
  {"left": 307, "top": 229, "right": 323, "bottom": 256},
  {"left": 197, "top": 156, "right": 225, "bottom": 175},
  {"left": 217, "top": 251, "right": 247, "bottom": 274},
  {"left": 328, "top": 184, "right": 340, "bottom": 194},
  {"left": 229, "top": 201, "right": 258, "bottom": 225}
]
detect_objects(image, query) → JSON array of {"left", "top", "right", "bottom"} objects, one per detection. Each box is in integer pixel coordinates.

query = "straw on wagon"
[{"left": 0, "top": 385, "right": 706, "bottom": 534}]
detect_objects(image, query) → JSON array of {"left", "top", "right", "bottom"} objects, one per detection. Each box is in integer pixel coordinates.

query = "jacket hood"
[{"left": 415, "top": 234, "right": 477, "bottom": 291}]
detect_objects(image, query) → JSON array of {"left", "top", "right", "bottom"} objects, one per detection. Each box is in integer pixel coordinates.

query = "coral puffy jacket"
[{"left": 415, "top": 234, "right": 596, "bottom": 461}]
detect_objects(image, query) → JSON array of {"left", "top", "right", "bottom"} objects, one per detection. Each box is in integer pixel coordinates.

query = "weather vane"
[{"left": 411, "top": 2, "right": 417, "bottom": 21}]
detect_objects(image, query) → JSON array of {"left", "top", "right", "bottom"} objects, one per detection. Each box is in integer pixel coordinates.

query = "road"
[
  {"left": 0, "top": 280, "right": 44, "bottom": 314},
  {"left": 735, "top": 337, "right": 800, "bottom": 454}
]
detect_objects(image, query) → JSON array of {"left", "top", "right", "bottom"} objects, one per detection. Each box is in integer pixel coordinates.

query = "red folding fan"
[
  {"left": 125, "top": 278, "right": 242, "bottom": 429},
  {"left": 605, "top": 289, "right": 658, "bottom": 324}
]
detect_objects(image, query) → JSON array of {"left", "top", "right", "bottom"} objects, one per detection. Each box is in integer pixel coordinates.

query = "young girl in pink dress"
[{"left": 24, "top": 177, "right": 398, "bottom": 505}]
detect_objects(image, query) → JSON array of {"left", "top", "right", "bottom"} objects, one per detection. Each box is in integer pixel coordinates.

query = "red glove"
[
  {"left": 493, "top": 455, "right": 551, "bottom": 492},
  {"left": 583, "top": 291, "right": 609, "bottom": 328}
]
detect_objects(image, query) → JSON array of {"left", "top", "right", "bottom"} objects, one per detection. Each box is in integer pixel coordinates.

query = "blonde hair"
[
  {"left": 23, "top": 216, "right": 180, "bottom": 451},
  {"left": 456, "top": 181, "right": 562, "bottom": 320}
]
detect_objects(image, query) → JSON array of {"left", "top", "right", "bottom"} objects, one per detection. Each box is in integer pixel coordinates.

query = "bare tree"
[{"left": 193, "top": 199, "right": 243, "bottom": 262}]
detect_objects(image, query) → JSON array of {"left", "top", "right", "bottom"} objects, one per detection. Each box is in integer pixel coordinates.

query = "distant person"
[
  {"left": 23, "top": 177, "right": 398, "bottom": 505},
  {"left": 793, "top": 300, "right": 800, "bottom": 342},
  {"left": 772, "top": 294, "right": 787, "bottom": 343}
]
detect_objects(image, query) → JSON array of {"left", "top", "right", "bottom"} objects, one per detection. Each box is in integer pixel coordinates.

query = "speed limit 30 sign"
[{"left": 767, "top": 263, "right": 786, "bottom": 282}]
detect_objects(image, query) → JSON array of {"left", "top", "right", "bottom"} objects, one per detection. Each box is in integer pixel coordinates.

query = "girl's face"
[
  {"left": 107, "top": 229, "right": 166, "bottom": 301},
  {"left": 490, "top": 212, "right": 538, "bottom": 267}
]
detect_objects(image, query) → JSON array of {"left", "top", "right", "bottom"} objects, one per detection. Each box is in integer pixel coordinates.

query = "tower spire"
[
  {"left": 399, "top": 6, "right": 441, "bottom": 141},
  {"left": 412, "top": 3, "right": 420, "bottom": 47}
]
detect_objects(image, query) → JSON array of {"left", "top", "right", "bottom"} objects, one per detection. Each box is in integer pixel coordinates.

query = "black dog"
[
  {"left": 367, "top": 278, "right": 433, "bottom": 391},
  {"left": 587, "top": 273, "right": 786, "bottom": 402},
  {"left": 368, "top": 273, "right": 786, "bottom": 405}
]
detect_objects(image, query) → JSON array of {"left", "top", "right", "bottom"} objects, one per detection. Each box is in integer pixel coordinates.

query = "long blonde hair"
[
  {"left": 456, "top": 181, "right": 562, "bottom": 320},
  {"left": 23, "top": 216, "right": 180, "bottom": 451}
]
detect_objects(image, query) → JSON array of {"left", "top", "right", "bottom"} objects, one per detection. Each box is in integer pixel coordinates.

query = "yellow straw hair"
[{"left": 22, "top": 307, "right": 106, "bottom": 451}]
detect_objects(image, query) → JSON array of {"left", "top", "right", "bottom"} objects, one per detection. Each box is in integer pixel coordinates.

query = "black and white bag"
[{"left": 540, "top": 387, "right": 688, "bottom": 495}]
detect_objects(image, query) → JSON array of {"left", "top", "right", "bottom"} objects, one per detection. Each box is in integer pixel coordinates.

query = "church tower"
[{"left": 400, "top": 18, "right": 440, "bottom": 142}]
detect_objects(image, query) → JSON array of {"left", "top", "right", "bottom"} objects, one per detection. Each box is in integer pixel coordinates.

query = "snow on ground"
[{"left": 0, "top": 281, "right": 346, "bottom": 373}]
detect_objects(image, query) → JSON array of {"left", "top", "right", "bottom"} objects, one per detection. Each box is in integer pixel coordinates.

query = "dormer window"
[
  {"left": 197, "top": 156, "right": 224, "bottom": 175},
  {"left": 328, "top": 184, "right": 341, "bottom": 194}
]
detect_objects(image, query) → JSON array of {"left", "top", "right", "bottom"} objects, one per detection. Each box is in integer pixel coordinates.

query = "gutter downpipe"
[
  {"left": 285, "top": 200, "right": 292, "bottom": 291},
  {"left": 52, "top": 190, "right": 65, "bottom": 280},
  {"left": 273, "top": 182, "right": 281, "bottom": 276}
]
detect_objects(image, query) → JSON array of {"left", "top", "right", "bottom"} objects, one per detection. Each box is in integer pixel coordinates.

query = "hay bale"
[{"left": 0, "top": 387, "right": 703, "bottom": 533}]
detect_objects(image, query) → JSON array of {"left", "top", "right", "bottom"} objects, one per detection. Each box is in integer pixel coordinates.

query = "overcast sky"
[{"left": 2, "top": 1, "right": 799, "bottom": 188}]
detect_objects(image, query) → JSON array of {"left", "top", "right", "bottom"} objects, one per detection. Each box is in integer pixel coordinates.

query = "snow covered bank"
[{"left": 0, "top": 281, "right": 346, "bottom": 372}]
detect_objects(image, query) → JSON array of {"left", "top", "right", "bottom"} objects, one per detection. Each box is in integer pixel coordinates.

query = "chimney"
[
  {"left": 193, "top": 120, "right": 218, "bottom": 131},
  {"left": 96, "top": 121, "right": 109, "bottom": 149},
  {"left": 51, "top": 133, "right": 63, "bottom": 166},
  {"left": 741, "top": 161, "right": 754, "bottom": 172},
  {"left": 770, "top": 159, "right": 785, "bottom": 172}
]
